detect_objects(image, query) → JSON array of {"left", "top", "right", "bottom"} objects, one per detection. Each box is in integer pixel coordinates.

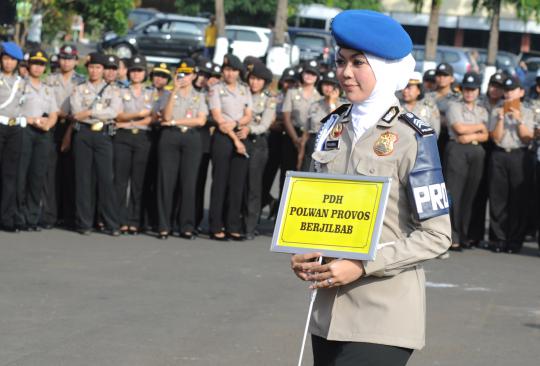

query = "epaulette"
[
  {"left": 73, "top": 73, "right": 86, "bottom": 83},
  {"left": 320, "top": 103, "right": 351, "bottom": 125},
  {"left": 77, "top": 79, "right": 87, "bottom": 86},
  {"left": 399, "top": 111, "right": 435, "bottom": 136}
]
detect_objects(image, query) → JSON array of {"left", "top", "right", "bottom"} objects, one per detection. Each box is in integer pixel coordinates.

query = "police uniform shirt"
[
  {"left": 152, "top": 89, "right": 171, "bottom": 115},
  {"left": 525, "top": 98, "right": 540, "bottom": 125},
  {"left": 478, "top": 94, "right": 502, "bottom": 117},
  {"left": 446, "top": 100, "right": 488, "bottom": 140},
  {"left": 426, "top": 90, "right": 461, "bottom": 122},
  {"left": 170, "top": 88, "right": 208, "bottom": 123},
  {"left": 120, "top": 86, "right": 154, "bottom": 130},
  {"left": 488, "top": 105, "right": 534, "bottom": 149},
  {"left": 307, "top": 98, "right": 344, "bottom": 133},
  {"left": 250, "top": 91, "right": 276, "bottom": 135},
  {"left": 70, "top": 80, "right": 122, "bottom": 124},
  {"left": 282, "top": 87, "right": 322, "bottom": 130},
  {"left": 20, "top": 79, "right": 58, "bottom": 118},
  {"left": 0, "top": 73, "right": 23, "bottom": 118},
  {"left": 208, "top": 81, "right": 252, "bottom": 122},
  {"left": 45, "top": 72, "right": 85, "bottom": 115}
]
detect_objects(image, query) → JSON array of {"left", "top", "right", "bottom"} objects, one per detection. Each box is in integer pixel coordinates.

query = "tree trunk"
[
  {"left": 487, "top": 0, "right": 500, "bottom": 66},
  {"left": 215, "top": 0, "right": 225, "bottom": 37},
  {"left": 273, "top": 0, "right": 288, "bottom": 46},
  {"left": 424, "top": 0, "right": 441, "bottom": 62}
]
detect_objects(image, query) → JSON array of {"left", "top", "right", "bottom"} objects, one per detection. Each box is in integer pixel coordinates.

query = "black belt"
[
  {"left": 247, "top": 132, "right": 268, "bottom": 141},
  {"left": 493, "top": 145, "right": 527, "bottom": 153}
]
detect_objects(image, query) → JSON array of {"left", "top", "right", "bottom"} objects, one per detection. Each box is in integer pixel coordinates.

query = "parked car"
[
  {"left": 289, "top": 28, "right": 335, "bottom": 65},
  {"left": 98, "top": 13, "right": 208, "bottom": 64},
  {"left": 412, "top": 45, "right": 473, "bottom": 81},
  {"left": 225, "top": 25, "right": 271, "bottom": 61},
  {"left": 473, "top": 48, "right": 518, "bottom": 76}
]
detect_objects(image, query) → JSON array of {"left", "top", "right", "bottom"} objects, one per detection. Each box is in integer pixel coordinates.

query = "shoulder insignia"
[
  {"left": 320, "top": 103, "right": 352, "bottom": 125},
  {"left": 399, "top": 112, "right": 435, "bottom": 136},
  {"left": 382, "top": 106, "right": 400, "bottom": 123}
]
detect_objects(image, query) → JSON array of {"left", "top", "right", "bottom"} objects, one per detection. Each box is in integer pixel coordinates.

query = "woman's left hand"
[{"left": 291, "top": 253, "right": 365, "bottom": 289}]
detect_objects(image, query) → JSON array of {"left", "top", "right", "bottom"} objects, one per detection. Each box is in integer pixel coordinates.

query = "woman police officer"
[
  {"left": 290, "top": 10, "right": 451, "bottom": 365},
  {"left": 156, "top": 59, "right": 207, "bottom": 240}
]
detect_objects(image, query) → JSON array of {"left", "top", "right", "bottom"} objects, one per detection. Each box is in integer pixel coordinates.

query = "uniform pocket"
[
  {"left": 355, "top": 156, "right": 396, "bottom": 178},
  {"left": 311, "top": 150, "right": 340, "bottom": 164}
]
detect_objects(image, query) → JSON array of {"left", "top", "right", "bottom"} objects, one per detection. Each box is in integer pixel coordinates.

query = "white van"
[{"left": 294, "top": 4, "right": 341, "bottom": 31}]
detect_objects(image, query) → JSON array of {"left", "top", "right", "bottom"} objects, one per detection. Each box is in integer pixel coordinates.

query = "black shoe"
[
  {"left": 490, "top": 241, "right": 505, "bottom": 253},
  {"left": 245, "top": 233, "right": 255, "bottom": 240},
  {"left": 128, "top": 228, "right": 139, "bottom": 236},
  {"left": 3, "top": 226, "right": 20, "bottom": 233},
  {"left": 461, "top": 240, "right": 474, "bottom": 250},
  {"left": 449, "top": 243, "right": 462, "bottom": 252},
  {"left": 157, "top": 231, "right": 169, "bottom": 240},
  {"left": 106, "top": 230, "right": 121, "bottom": 237},
  {"left": 179, "top": 232, "right": 196, "bottom": 240},
  {"left": 28, "top": 226, "right": 42, "bottom": 232},
  {"left": 267, "top": 198, "right": 279, "bottom": 220},
  {"left": 209, "top": 233, "right": 228, "bottom": 241},
  {"left": 227, "top": 233, "right": 245, "bottom": 241},
  {"left": 40, "top": 224, "right": 54, "bottom": 230},
  {"left": 77, "top": 228, "right": 92, "bottom": 236}
]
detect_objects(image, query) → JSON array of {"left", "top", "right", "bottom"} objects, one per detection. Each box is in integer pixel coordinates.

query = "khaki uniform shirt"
[
  {"left": 0, "top": 73, "right": 24, "bottom": 118},
  {"left": 525, "top": 98, "right": 540, "bottom": 125},
  {"left": 119, "top": 86, "right": 155, "bottom": 130},
  {"left": 478, "top": 94, "right": 502, "bottom": 118},
  {"left": 446, "top": 100, "right": 488, "bottom": 141},
  {"left": 250, "top": 91, "right": 276, "bottom": 135},
  {"left": 307, "top": 98, "right": 345, "bottom": 134},
  {"left": 208, "top": 81, "right": 252, "bottom": 122},
  {"left": 70, "top": 80, "right": 122, "bottom": 125},
  {"left": 19, "top": 79, "right": 58, "bottom": 118},
  {"left": 403, "top": 97, "right": 441, "bottom": 137},
  {"left": 426, "top": 90, "right": 461, "bottom": 127},
  {"left": 309, "top": 103, "right": 451, "bottom": 350},
  {"left": 488, "top": 104, "right": 534, "bottom": 150},
  {"left": 282, "top": 87, "right": 321, "bottom": 131},
  {"left": 169, "top": 88, "right": 208, "bottom": 123},
  {"left": 45, "top": 72, "right": 85, "bottom": 115}
]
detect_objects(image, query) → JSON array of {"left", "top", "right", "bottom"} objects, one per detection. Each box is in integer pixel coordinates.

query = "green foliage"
[{"left": 75, "top": 0, "right": 134, "bottom": 36}]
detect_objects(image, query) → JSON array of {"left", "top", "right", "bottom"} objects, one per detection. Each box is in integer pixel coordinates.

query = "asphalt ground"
[{"left": 0, "top": 222, "right": 539, "bottom": 366}]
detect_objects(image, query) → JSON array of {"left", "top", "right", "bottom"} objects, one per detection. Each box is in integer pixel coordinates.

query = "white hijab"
[{"left": 350, "top": 53, "right": 416, "bottom": 142}]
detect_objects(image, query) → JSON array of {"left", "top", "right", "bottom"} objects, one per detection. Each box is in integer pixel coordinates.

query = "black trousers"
[
  {"left": 312, "top": 335, "right": 413, "bottom": 366},
  {"left": 16, "top": 126, "right": 53, "bottom": 227},
  {"left": 195, "top": 152, "right": 211, "bottom": 228},
  {"left": 468, "top": 141, "right": 493, "bottom": 242},
  {"left": 73, "top": 125, "right": 119, "bottom": 231},
  {"left": 0, "top": 124, "right": 22, "bottom": 228},
  {"left": 142, "top": 128, "right": 159, "bottom": 230},
  {"left": 488, "top": 147, "right": 532, "bottom": 248},
  {"left": 157, "top": 128, "right": 202, "bottom": 233},
  {"left": 281, "top": 132, "right": 299, "bottom": 190},
  {"left": 261, "top": 130, "right": 285, "bottom": 207},
  {"left": 209, "top": 131, "right": 248, "bottom": 234},
  {"left": 444, "top": 141, "right": 485, "bottom": 244},
  {"left": 301, "top": 133, "right": 317, "bottom": 171},
  {"left": 113, "top": 129, "right": 152, "bottom": 228},
  {"left": 243, "top": 135, "right": 268, "bottom": 234},
  {"left": 41, "top": 121, "right": 75, "bottom": 226}
]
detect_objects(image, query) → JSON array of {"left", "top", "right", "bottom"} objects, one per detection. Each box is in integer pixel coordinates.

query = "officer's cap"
[
  {"left": 197, "top": 57, "right": 213, "bottom": 74},
  {"left": 243, "top": 55, "right": 263, "bottom": 73},
  {"left": 248, "top": 62, "right": 273, "bottom": 84},
  {"left": 211, "top": 63, "right": 222, "bottom": 78},
  {"left": 128, "top": 55, "right": 147, "bottom": 71},
  {"left": 461, "top": 72, "right": 481, "bottom": 89},
  {"left": 104, "top": 54, "right": 120, "bottom": 69},
  {"left": 503, "top": 75, "right": 521, "bottom": 91},
  {"left": 85, "top": 52, "right": 108, "bottom": 66},
  {"left": 150, "top": 63, "right": 172, "bottom": 78},
  {"left": 59, "top": 44, "right": 78, "bottom": 59},
  {"left": 435, "top": 63, "right": 454, "bottom": 76},
  {"left": 176, "top": 58, "right": 196, "bottom": 75},
  {"left": 222, "top": 54, "right": 244, "bottom": 72},
  {"left": 0, "top": 41, "right": 24, "bottom": 61},
  {"left": 489, "top": 72, "right": 505, "bottom": 86},
  {"left": 408, "top": 71, "right": 423, "bottom": 85},
  {"left": 302, "top": 59, "right": 320, "bottom": 77},
  {"left": 331, "top": 10, "right": 412, "bottom": 60},
  {"left": 423, "top": 69, "right": 436, "bottom": 82},
  {"left": 280, "top": 67, "right": 297, "bottom": 83},
  {"left": 319, "top": 70, "right": 339, "bottom": 86},
  {"left": 50, "top": 54, "right": 59, "bottom": 64},
  {"left": 28, "top": 49, "right": 48, "bottom": 64}
]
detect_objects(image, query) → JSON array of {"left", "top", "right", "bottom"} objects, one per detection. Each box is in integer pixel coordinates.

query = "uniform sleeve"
[
  {"left": 306, "top": 101, "right": 318, "bottom": 132},
  {"left": 198, "top": 92, "right": 209, "bottom": 116},
  {"left": 522, "top": 106, "right": 535, "bottom": 130},
  {"left": 46, "top": 87, "right": 58, "bottom": 115},
  {"left": 488, "top": 108, "right": 501, "bottom": 131},
  {"left": 281, "top": 89, "right": 293, "bottom": 113},
  {"left": 244, "top": 87, "right": 253, "bottom": 109},
  {"left": 362, "top": 136, "right": 452, "bottom": 277},
  {"left": 92, "top": 88, "right": 121, "bottom": 120},
  {"left": 445, "top": 102, "right": 461, "bottom": 126},
  {"left": 70, "top": 87, "right": 84, "bottom": 115},
  {"left": 208, "top": 85, "right": 221, "bottom": 111},
  {"left": 250, "top": 96, "right": 276, "bottom": 135}
]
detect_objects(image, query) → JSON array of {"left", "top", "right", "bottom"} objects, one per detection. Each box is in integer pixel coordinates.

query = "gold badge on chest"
[
  {"left": 330, "top": 122, "right": 343, "bottom": 139},
  {"left": 373, "top": 131, "right": 398, "bottom": 156}
]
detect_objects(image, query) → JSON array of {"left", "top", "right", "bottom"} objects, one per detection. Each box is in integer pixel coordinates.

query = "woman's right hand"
[
  {"left": 291, "top": 252, "right": 323, "bottom": 281},
  {"left": 235, "top": 141, "right": 247, "bottom": 156}
]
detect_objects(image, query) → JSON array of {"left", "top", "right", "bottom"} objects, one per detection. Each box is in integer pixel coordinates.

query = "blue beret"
[
  {"left": 0, "top": 41, "right": 23, "bottom": 61},
  {"left": 331, "top": 10, "right": 412, "bottom": 60}
]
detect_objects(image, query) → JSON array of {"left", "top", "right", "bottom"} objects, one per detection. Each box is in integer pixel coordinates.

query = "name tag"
[{"left": 324, "top": 139, "right": 340, "bottom": 150}]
